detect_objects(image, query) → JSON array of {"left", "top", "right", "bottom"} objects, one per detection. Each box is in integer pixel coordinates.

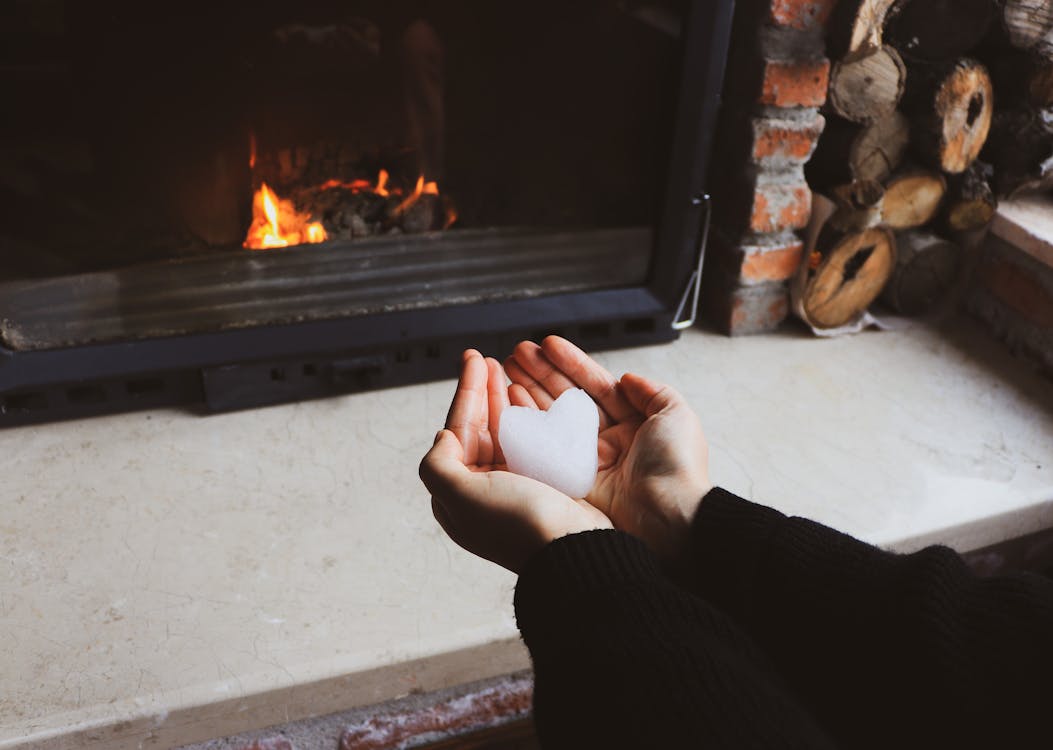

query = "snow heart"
[{"left": 498, "top": 388, "right": 599, "bottom": 498}]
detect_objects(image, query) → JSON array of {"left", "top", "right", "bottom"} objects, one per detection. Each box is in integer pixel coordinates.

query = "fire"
[
  {"left": 243, "top": 182, "right": 327, "bottom": 250},
  {"left": 242, "top": 167, "right": 457, "bottom": 250}
]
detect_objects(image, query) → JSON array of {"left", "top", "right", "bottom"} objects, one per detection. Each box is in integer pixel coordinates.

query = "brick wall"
[{"left": 702, "top": 0, "right": 835, "bottom": 335}]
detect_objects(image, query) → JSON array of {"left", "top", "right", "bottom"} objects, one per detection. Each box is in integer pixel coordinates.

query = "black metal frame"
[{"left": 0, "top": 0, "right": 734, "bottom": 426}]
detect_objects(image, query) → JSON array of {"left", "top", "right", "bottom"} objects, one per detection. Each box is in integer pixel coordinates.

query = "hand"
[
  {"left": 420, "top": 350, "right": 612, "bottom": 574},
  {"left": 505, "top": 337, "right": 711, "bottom": 570}
]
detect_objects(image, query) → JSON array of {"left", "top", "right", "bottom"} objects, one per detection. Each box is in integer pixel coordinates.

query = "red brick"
[
  {"left": 749, "top": 180, "right": 812, "bottom": 234},
  {"left": 758, "top": 59, "right": 830, "bottom": 107},
  {"left": 751, "top": 114, "right": 825, "bottom": 167},
  {"left": 769, "top": 0, "right": 837, "bottom": 30},
  {"left": 712, "top": 233, "right": 805, "bottom": 285},
  {"left": 742, "top": 240, "right": 805, "bottom": 283},
  {"left": 703, "top": 273, "right": 789, "bottom": 335}
]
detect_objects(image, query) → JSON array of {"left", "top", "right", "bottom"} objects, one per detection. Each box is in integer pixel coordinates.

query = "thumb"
[
  {"left": 619, "top": 372, "right": 681, "bottom": 417},
  {"left": 419, "top": 429, "right": 469, "bottom": 495}
]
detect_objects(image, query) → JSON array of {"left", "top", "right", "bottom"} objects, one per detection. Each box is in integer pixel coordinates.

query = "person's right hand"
[{"left": 505, "top": 337, "right": 711, "bottom": 572}]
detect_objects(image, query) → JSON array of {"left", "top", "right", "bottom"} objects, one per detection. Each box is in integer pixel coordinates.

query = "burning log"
[
  {"left": 901, "top": 58, "right": 994, "bottom": 173},
  {"left": 884, "top": 0, "right": 997, "bottom": 61},
  {"left": 827, "top": 46, "right": 906, "bottom": 123},
  {"left": 826, "top": 0, "right": 897, "bottom": 59},
  {"left": 879, "top": 230, "right": 961, "bottom": 315},
  {"left": 882, "top": 168, "right": 947, "bottom": 228},
  {"left": 942, "top": 162, "right": 997, "bottom": 231},
  {"left": 806, "top": 111, "right": 909, "bottom": 187},
  {"left": 800, "top": 224, "right": 896, "bottom": 329}
]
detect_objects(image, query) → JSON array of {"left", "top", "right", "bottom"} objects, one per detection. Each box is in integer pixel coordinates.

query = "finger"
[
  {"left": 419, "top": 429, "right": 472, "bottom": 498},
  {"left": 510, "top": 340, "right": 577, "bottom": 403},
  {"left": 485, "top": 357, "right": 509, "bottom": 464},
  {"left": 540, "top": 336, "right": 637, "bottom": 428},
  {"left": 503, "top": 356, "right": 554, "bottom": 410},
  {"left": 445, "top": 350, "right": 488, "bottom": 466},
  {"left": 619, "top": 372, "right": 681, "bottom": 417},
  {"left": 508, "top": 383, "right": 538, "bottom": 409}
]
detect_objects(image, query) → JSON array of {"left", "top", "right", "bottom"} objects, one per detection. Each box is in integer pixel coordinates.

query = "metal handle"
[{"left": 672, "top": 193, "right": 712, "bottom": 331}]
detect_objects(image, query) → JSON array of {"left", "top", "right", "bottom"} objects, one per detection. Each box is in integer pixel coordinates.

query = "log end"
[{"left": 803, "top": 226, "right": 896, "bottom": 328}]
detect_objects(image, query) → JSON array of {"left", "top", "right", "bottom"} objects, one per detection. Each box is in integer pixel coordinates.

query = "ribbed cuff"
[
  {"left": 514, "top": 530, "right": 662, "bottom": 633},
  {"left": 691, "top": 487, "right": 787, "bottom": 617}
]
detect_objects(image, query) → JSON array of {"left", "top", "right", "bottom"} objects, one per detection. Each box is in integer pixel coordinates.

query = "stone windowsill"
[
  {"left": 3, "top": 315, "right": 1053, "bottom": 749},
  {"left": 989, "top": 194, "right": 1053, "bottom": 269}
]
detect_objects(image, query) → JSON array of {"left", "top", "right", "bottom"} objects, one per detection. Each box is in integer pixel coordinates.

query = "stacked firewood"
[{"left": 799, "top": 0, "right": 1053, "bottom": 328}]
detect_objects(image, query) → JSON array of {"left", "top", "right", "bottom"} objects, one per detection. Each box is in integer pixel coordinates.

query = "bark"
[
  {"left": 884, "top": 0, "right": 997, "bottom": 61},
  {"left": 879, "top": 230, "right": 961, "bottom": 315},
  {"left": 982, "top": 107, "right": 1053, "bottom": 196}
]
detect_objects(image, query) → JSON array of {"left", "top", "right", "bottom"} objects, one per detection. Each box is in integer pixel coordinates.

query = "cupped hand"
[
  {"left": 420, "top": 349, "right": 612, "bottom": 574},
  {"left": 505, "top": 337, "right": 711, "bottom": 570}
]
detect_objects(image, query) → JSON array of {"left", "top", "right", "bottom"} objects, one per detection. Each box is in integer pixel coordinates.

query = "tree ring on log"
[
  {"left": 803, "top": 226, "right": 895, "bottom": 329},
  {"left": 828, "top": 46, "right": 906, "bottom": 123},
  {"left": 882, "top": 169, "right": 947, "bottom": 229},
  {"left": 933, "top": 60, "right": 994, "bottom": 173}
]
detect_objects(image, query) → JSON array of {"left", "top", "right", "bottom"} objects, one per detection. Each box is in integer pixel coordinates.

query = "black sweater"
[{"left": 513, "top": 488, "right": 1053, "bottom": 749}]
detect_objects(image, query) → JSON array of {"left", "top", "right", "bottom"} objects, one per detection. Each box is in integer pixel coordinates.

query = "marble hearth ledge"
[{"left": 3, "top": 315, "right": 1053, "bottom": 749}]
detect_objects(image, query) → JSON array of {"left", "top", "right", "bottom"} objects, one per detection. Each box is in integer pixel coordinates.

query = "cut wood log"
[
  {"left": 902, "top": 58, "right": 994, "bottom": 173},
  {"left": 826, "top": 180, "right": 886, "bottom": 231},
  {"left": 801, "top": 225, "right": 896, "bottom": 329},
  {"left": 1003, "top": 0, "right": 1053, "bottom": 59},
  {"left": 884, "top": 0, "right": 996, "bottom": 61},
  {"left": 982, "top": 107, "right": 1053, "bottom": 196},
  {"left": 943, "top": 163, "right": 997, "bottom": 231},
  {"left": 880, "top": 230, "right": 960, "bottom": 315},
  {"left": 827, "top": 45, "right": 906, "bottom": 123},
  {"left": 882, "top": 168, "right": 947, "bottom": 228},
  {"left": 1030, "top": 62, "right": 1053, "bottom": 106},
  {"left": 826, "top": 0, "right": 897, "bottom": 59},
  {"left": 806, "top": 112, "right": 909, "bottom": 188}
]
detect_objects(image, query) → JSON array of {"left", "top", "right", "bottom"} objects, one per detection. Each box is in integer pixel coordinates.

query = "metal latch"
[{"left": 672, "top": 193, "right": 712, "bottom": 331}]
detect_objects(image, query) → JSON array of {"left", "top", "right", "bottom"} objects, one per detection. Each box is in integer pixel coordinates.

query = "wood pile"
[{"left": 800, "top": 0, "right": 1053, "bottom": 327}]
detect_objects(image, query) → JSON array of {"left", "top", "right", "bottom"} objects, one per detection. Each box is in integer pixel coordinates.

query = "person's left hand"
[{"left": 420, "top": 350, "right": 612, "bottom": 574}]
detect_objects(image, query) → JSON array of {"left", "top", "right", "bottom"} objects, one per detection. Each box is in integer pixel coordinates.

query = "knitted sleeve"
[
  {"left": 690, "top": 487, "right": 1053, "bottom": 749},
  {"left": 513, "top": 529, "right": 837, "bottom": 749}
]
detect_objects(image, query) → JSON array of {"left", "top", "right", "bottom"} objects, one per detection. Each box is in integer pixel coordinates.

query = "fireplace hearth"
[{"left": 0, "top": 0, "right": 733, "bottom": 425}]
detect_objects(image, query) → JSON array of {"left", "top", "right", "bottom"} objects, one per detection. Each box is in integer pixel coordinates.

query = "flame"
[
  {"left": 316, "top": 170, "right": 391, "bottom": 196},
  {"left": 243, "top": 182, "right": 328, "bottom": 250},
  {"left": 243, "top": 169, "right": 456, "bottom": 250}
]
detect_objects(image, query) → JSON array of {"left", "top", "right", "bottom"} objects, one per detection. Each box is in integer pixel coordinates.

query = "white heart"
[{"left": 498, "top": 388, "right": 599, "bottom": 498}]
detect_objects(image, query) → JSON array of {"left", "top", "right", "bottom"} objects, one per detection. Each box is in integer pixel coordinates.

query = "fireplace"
[{"left": 0, "top": 0, "right": 733, "bottom": 425}]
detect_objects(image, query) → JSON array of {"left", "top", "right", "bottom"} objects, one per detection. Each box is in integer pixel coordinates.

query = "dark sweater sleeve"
[
  {"left": 514, "top": 529, "right": 837, "bottom": 749},
  {"left": 691, "top": 487, "right": 1053, "bottom": 750}
]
